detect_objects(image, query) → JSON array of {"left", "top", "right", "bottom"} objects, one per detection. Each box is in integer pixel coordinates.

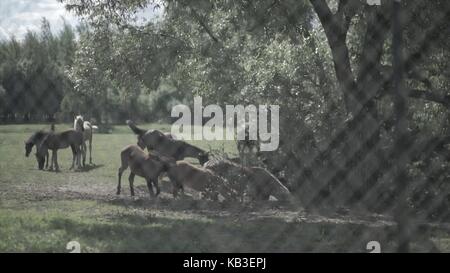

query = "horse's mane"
[
  {"left": 26, "top": 130, "right": 48, "bottom": 144},
  {"left": 177, "top": 139, "right": 206, "bottom": 155},
  {"left": 74, "top": 115, "right": 85, "bottom": 131}
]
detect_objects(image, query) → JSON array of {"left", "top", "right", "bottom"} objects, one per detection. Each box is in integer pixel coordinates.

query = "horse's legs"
[
  {"left": 48, "top": 150, "right": 54, "bottom": 171},
  {"left": 53, "top": 150, "right": 59, "bottom": 172},
  {"left": 146, "top": 178, "right": 155, "bottom": 197},
  {"left": 45, "top": 151, "right": 49, "bottom": 169},
  {"left": 152, "top": 177, "right": 161, "bottom": 196},
  {"left": 70, "top": 145, "right": 76, "bottom": 170},
  {"left": 128, "top": 173, "right": 136, "bottom": 196},
  {"left": 89, "top": 133, "right": 93, "bottom": 164},
  {"left": 171, "top": 182, "right": 184, "bottom": 199},
  {"left": 77, "top": 145, "right": 82, "bottom": 169},
  {"left": 82, "top": 141, "right": 87, "bottom": 167},
  {"left": 117, "top": 153, "right": 129, "bottom": 195},
  {"left": 117, "top": 167, "right": 124, "bottom": 195}
]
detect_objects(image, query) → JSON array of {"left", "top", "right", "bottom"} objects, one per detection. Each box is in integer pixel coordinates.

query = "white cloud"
[
  {"left": 0, "top": 26, "right": 9, "bottom": 40},
  {"left": 0, "top": 0, "right": 79, "bottom": 40},
  {"left": 0, "top": 0, "right": 165, "bottom": 41}
]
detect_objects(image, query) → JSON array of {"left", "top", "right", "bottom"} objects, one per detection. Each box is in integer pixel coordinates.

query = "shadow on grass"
[
  {"left": 48, "top": 213, "right": 408, "bottom": 252},
  {"left": 26, "top": 164, "right": 104, "bottom": 173},
  {"left": 107, "top": 183, "right": 300, "bottom": 212},
  {"left": 104, "top": 194, "right": 298, "bottom": 216},
  {"left": 80, "top": 164, "right": 104, "bottom": 172}
]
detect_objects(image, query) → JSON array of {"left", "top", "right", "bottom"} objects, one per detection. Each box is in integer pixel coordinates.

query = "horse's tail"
[
  {"left": 83, "top": 121, "right": 98, "bottom": 131},
  {"left": 126, "top": 120, "right": 146, "bottom": 136}
]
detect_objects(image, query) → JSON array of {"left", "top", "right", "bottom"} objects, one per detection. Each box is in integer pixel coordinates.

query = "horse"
[
  {"left": 167, "top": 161, "right": 231, "bottom": 201},
  {"left": 245, "top": 167, "right": 292, "bottom": 202},
  {"left": 36, "top": 129, "right": 84, "bottom": 172},
  {"left": 25, "top": 130, "right": 50, "bottom": 170},
  {"left": 74, "top": 115, "right": 98, "bottom": 166},
  {"left": 117, "top": 144, "right": 173, "bottom": 197},
  {"left": 126, "top": 120, "right": 209, "bottom": 165}
]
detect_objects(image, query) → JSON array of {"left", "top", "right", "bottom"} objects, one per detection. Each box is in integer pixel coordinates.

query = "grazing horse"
[
  {"left": 117, "top": 144, "right": 173, "bottom": 197},
  {"left": 74, "top": 115, "right": 98, "bottom": 165},
  {"left": 167, "top": 161, "right": 233, "bottom": 201},
  {"left": 25, "top": 130, "right": 50, "bottom": 170},
  {"left": 126, "top": 120, "right": 209, "bottom": 165},
  {"left": 36, "top": 129, "right": 84, "bottom": 171}
]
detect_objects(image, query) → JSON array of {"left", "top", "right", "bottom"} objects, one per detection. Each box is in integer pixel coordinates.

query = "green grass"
[
  {"left": 0, "top": 199, "right": 388, "bottom": 253},
  {"left": 0, "top": 123, "right": 449, "bottom": 252}
]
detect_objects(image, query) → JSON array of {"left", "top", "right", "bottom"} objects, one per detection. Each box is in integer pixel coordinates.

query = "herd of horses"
[{"left": 24, "top": 117, "right": 292, "bottom": 203}]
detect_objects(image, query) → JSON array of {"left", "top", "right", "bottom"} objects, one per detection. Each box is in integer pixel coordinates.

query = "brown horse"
[
  {"left": 36, "top": 129, "right": 83, "bottom": 171},
  {"left": 126, "top": 120, "right": 209, "bottom": 165},
  {"left": 167, "top": 161, "right": 232, "bottom": 201},
  {"left": 117, "top": 144, "right": 173, "bottom": 197}
]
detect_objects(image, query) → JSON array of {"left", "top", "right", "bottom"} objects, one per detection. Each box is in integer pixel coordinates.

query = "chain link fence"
[{"left": 0, "top": 0, "right": 449, "bottom": 252}]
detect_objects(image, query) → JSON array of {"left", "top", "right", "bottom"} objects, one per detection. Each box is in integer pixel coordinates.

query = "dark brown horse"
[
  {"left": 126, "top": 120, "right": 209, "bottom": 165},
  {"left": 36, "top": 129, "right": 84, "bottom": 171},
  {"left": 25, "top": 130, "right": 50, "bottom": 170}
]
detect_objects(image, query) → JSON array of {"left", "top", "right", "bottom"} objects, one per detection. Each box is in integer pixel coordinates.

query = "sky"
[
  {"left": 0, "top": 0, "right": 80, "bottom": 40},
  {"left": 0, "top": 0, "right": 163, "bottom": 41}
]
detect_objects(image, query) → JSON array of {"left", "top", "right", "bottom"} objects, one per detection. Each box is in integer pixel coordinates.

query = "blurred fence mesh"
[
  {"left": 1, "top": 0, "right": 449, "bottom": 252},
  {"left": 234, "top": 0, "right": 449, "bottom": 252}
]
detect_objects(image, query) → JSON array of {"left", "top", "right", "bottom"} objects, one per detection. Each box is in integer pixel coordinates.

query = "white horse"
[{"left": 74, "top": 115, "right": 98, "bottom": 166}]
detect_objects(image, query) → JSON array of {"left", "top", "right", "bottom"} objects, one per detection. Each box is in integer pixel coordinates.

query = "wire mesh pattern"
[{"left": 0, "top": 0, "right": 449, "bottom": 252}]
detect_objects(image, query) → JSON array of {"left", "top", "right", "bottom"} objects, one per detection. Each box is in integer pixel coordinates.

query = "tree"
[
  {"left": 59, "top": 0, "right": 449, "bottom": 221},
  {"left": 0, "top": 18, "right": 77, "bottom": 122}
]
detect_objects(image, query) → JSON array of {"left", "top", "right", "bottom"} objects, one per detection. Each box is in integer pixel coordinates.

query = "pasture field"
[{"left": 0, "top": 123, "right": 449, "bottom": 252}]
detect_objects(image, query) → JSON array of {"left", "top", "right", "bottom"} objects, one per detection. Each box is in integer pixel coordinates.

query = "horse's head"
[
  {"left": 75, "top": 115, "right": 85, "bottom": 132},
  {"left": 24, "top": 141, "right": 33, "bottom": 157},
  {"left": 25, "top": 131, "right": 40, "bottom": 157},
  {"left": 198, "top": 152, "right": 210, "bottom": 166}
]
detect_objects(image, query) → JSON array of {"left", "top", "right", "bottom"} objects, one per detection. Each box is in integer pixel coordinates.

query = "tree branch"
[
  {"left": 248, "top": 0, "right": 280, "bottom": 32},
  {"left": 310, "top": 0, "right": 340, "bottom": 35},
  {"left": 190, "top": 7, "right": 219, "bottom": 43},
  {"left": 403, "top": 6, "right": 450, "bottom": 74},
  {"left": 408, "top": 89, "right": 450, "bottom": 109},
  {"left": 337, "top": 0, "right": 361, "bottom": 33},
  {"left": 309, "top": 0, "right": 359, "bottom": 114}
]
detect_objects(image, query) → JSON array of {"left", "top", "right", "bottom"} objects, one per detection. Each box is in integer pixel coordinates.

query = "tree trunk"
[{"left": 391, "top": 0, "right": 410, "bottom": 253}]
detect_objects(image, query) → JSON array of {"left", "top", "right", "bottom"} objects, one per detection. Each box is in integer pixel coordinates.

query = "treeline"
[
  {"left": 0, "top": 18, "right": 185, "bottom": 124},
  {"left": 0, "top": 19, "right": 74, "bottom": 122}
]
